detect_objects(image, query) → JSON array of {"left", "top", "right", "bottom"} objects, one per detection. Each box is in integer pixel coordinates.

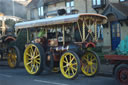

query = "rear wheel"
[
  {"left": 114, "top": 64, "right": 128, "bottom": 85},
  {"left": 60, "top": 51, "right": 80, "bottom": 79},
  {"left": 24, "top": 43, "right": 44, "bottom": 75},
  {"left": 8, "top": 46, "right": 21, "bottom": 68},
  {"left": 81, "top": 50, "right": 100, "bottom": 77}
]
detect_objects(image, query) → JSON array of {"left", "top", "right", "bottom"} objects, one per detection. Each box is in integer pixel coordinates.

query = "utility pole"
[
  {"left": 85, "top": 0, "right": 88, "bottom": 13},
  {"left": 12, "top": 0, "right": 15, "bottom": 16}
]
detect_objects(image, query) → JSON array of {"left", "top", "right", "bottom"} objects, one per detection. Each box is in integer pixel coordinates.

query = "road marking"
[
  {"left": 0, "top": 74, "right": 12, "bottom": 78},
  {"left": 34, "top": 79, "right": 69, "bottom": 85}
]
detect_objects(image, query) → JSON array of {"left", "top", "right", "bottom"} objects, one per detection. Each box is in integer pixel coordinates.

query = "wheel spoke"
[
  {"left": 35, "top": 49, "right": 39, "bottom": 56},
  {"left": 92, "top": 66, "right": 96, "bottom": 71},
  {"left": 63, "top": 65, "right": 67, "bottom": 68},
  {"left": 84, "top": 65, "right": 88, "bottom": 70},
  {"left": 35, "top": 60, "right": 40, "bottom": 65},
  {"left": 70, "top": 55, "right": 72, "bottom": 61},
  {"left": 31, "top": 64, "right": 35, "bottom": 72},
  {"left": 70, "top": 57, "right": 75, "bottom": 63},
  {"left": 87, "top": 55, "right": 89, "bottom": 61},
  {"left": 90, "top": 65, "right": 93, "bottom": 73},
  {"left": 87, "top": 66, "right": 90, "bottom": 73},
  {"left": 27, "top": 61, "right": 32, "bottom": 65},
  {"left": 68, "top": 68, "right": 70, "bottom": 76},
  {"left": 33, "top": 48, "right": 38, "bottom": 57},
  {"left": 30, "top": 47, "right": 34, "bottom": 56},
  {"left": 90, "top": 56, "right": 93, "bottom": 61},
  {"left": 36, "top": 58, "right": 40, "bottom": 61},
  {"left": 65, "top": 68, "right": 69, "bottom": 73},
  {"left": 64, "top": 56, "right": 68, "bottom": 63},
  {"left": 35, "top": 64, "right": 39, "bottom": 71},
  {"left": 34, "top": 54, "right": 40, "bottom": 59},
  {"left": 26, "top": 53, "right": 31, "bottom": 57},
  {"left": 63, "top": 60, "right": 68, "bottom": 63},
  {"left": 72, "top": 63, "right": 77, "bottom": 66},
  {"left": 71, "top": 68, "right": 75, "bottom": 75},
  {"left": 92, "top": 62, "right": 97, "bottom": 66},
  {"left": 28, "top": 58, "right": 31, "bottom": 60},
  {"left": 83, "top": 57, "right": 88, "bottom": 62},
  {"left": 72, "top": 66, "right": 77, "bottom": 71},
  {"left": 91, "top": 57, "right": 96, "bottom": 62}
]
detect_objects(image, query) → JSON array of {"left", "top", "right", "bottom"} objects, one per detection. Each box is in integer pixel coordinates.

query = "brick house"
[{"left": 26, "top": 0, "right": 128, "bottom": 51}]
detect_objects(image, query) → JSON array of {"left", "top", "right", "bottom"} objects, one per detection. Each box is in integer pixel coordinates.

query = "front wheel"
[
  {"left": 8, "top": 46, "right": 21, "bottom": 68},
  {"left": 114, "top": 64, "right": 128, "bottom": 85},
  {"left": 24, "top": 43, "right": 45, "bottom": 75},
  {"left": 81, "top": 50, "right": 100, "bottom": 77},
  {"left": 60, "top": 51, "right": 80, "bottom": 79}
]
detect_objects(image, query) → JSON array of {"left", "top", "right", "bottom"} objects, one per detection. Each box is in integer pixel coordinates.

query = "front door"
[{"left": 111, "top": 22, "right": 121, "bottom": 50}]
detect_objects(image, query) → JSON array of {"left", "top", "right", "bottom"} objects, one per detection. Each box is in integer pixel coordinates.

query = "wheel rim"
[
  {"left": 8, "top": 48, "right": 17, "bottom": 68},
  {"left": 24, "top": 44, "right": 41, "bottom": 75},
  {"left": 81, "top": 52, "right": 98, "bottom": 76},
  {"left": 60, "top": 52, "right": 78, "bottom": 79},
  {"left": 118, "top": 68, "right": 128, "bottom": 84}
]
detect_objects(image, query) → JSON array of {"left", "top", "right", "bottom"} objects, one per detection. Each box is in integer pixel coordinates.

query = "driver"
[
  {"left": 35, "top": 29, "right": 46, "bottom": 44},
  {"left": 34, "top": 29, "right": 48, "bottom": 51}
]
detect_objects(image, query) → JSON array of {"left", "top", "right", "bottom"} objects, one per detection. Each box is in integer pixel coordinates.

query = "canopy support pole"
[
  {"left": 77, "top": 21, "right": 82, "bottom": 42},
  {"left": 63, "top": 25, "right": 65, "bottom": 46},
  {"left": 82, "top": 18, "right": 85, "bottom": 42},
  {"left": 72, "top": 24, "right": 75, "bottom": 40},
  {"left": 94, "top": 21, "right": 97, "bottom": 41},
  {"left": 27, "top": 29, "right": 29, "bottom": 43}
]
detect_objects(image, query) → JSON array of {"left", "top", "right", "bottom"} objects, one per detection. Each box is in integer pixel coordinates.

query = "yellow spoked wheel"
[
  {"left": 24, "top": 43, "right": 44, "bottom": 75},
  {"left": 8, "top": 46, "right": 20, "bottom": 68},
  {"left": 60, "top": 51, "right": 80, "bottom": 79},
  {"left": 81, "top": 50, "right": 100, "bottom": 77}
]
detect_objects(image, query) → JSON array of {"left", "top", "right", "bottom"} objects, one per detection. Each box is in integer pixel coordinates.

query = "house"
[
  {"left": 90, "top": 0, "right": 128, "bottom": 51},
  {"left": 27, "top": 0, "right": 76, "bottom": 20},
  {"left": 26, "top": 0, "right": 128, "bottom": 51},
  {"left": 0, "top": 0, "right": 28, "bottom": 19},
  {"left": 13, "top": 0, "right": 32, "bottom": 6}
]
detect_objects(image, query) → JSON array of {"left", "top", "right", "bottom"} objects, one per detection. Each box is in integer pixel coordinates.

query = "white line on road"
[
  {"left": 0, "top": 74, "right": 12, "bottom": 78},
  {"left": 34, "top": 79, "right": 69, "bottom": 85}
]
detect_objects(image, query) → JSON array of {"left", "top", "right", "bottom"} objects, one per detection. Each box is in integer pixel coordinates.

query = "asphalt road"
[{"left": 0, "top": 65, "right": 119, "bottom": 85}]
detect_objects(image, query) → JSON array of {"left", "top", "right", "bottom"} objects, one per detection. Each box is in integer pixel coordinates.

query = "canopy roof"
[{"left": 15, "top": 13, "right": 107, "bottom": 30}]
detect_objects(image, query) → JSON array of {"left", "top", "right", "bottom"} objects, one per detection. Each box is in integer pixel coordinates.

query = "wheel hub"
[
  {"left": 67, "top": 63, "right": 71, "bottom": 67},
  {"left": 88, "top": 61, "right": 93, "bottom": 66},
  {"left": 121, "top": 74, "right": 127, "bottom": 80},
  {"left": 120, "top": 70, "right": 128, "bottom": 82}
]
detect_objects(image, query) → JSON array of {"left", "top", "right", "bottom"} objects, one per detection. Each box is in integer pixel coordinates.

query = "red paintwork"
[
  {"left": 85, "top": 42, "right": 96, "bottom": 48},
  {"left": 4, "top": 36, "right": 16, "bottom": 41},
  {"left": 104, "top": 55, "right": 128, "bottom": 61}
]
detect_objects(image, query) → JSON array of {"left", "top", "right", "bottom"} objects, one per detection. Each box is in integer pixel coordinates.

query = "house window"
[
  {"left": 66, "top": 0, "right": 74, "bottom": 13},
  {"left": 92, "top": 0, "right": 101, "bottom": 5},
  {"left": 119, "top": 0, "right": 126, "bottom": 2},
  {"left": 97, "top": 25, "right": 104, "bottom": 40},
  {"left": 38, "top": 6, "right": 44, "bottom": 16}
]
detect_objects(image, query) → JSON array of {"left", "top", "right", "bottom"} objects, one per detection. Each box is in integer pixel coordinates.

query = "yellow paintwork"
[
  {"left": 81, "top": 52, "right": 98, "bottom": 76},
  {"left": 60, "top": 52, "right": 78, "bottom": 79},
  {"left": 8, "top": 48, "right": 17, "bottom": 68},
  {"left": 24, "top": 44, "right": 41, "bottom": 75}
]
